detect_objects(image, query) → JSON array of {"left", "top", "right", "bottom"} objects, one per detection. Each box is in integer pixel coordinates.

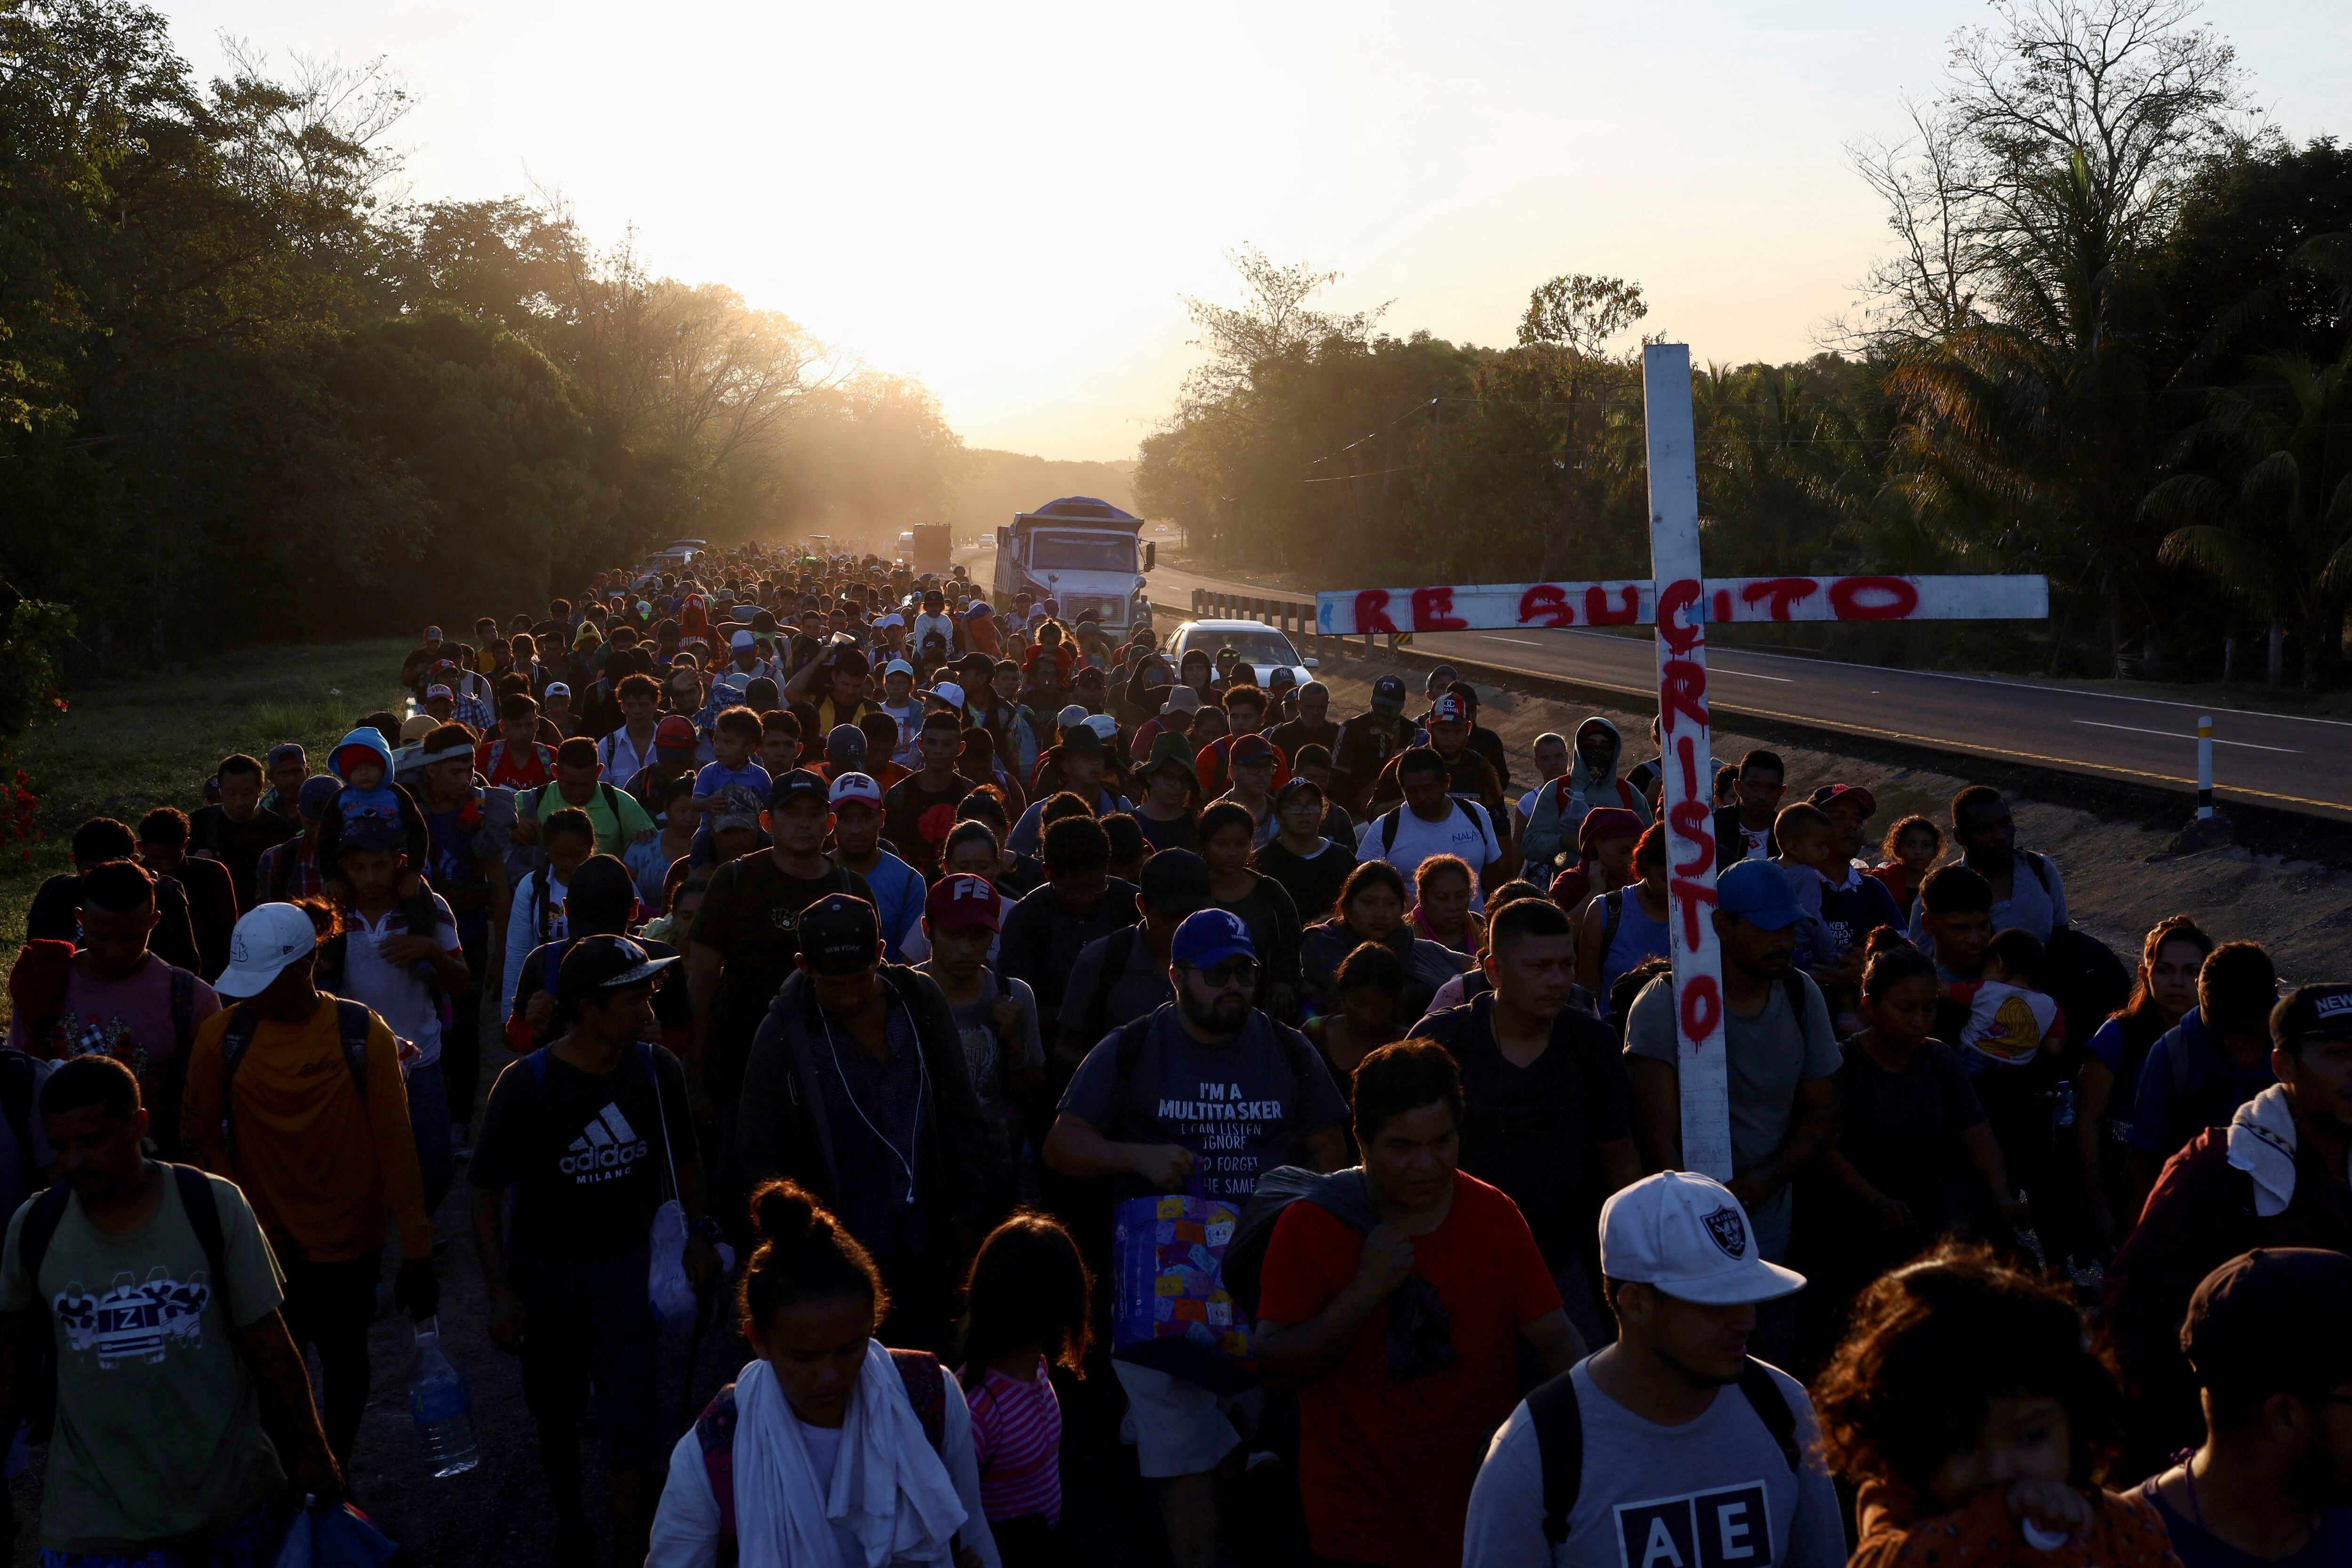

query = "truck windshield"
[{"left": 1030, "top": 532, "right": 1136, "bottom": 573}]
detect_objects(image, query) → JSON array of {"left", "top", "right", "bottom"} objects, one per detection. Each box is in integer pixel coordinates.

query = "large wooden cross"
[{"left": 1318, "top": 343, "right": 2049, "bottom": 1178}]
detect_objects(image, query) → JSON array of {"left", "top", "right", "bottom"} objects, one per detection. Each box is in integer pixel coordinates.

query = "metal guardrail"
[{"left": 1186, "top": 588, "right": 1402, "bottom": 663}]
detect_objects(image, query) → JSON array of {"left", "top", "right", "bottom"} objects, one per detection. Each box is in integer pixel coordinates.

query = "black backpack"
[
  {"left": 214, "top": 1000, "right": 373, "bottom": 1168},
  {"left": 1527, "top": 1361, "right": 1800, "bottom": 1544}
]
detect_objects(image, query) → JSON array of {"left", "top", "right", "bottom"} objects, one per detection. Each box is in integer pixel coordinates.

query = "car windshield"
[
  {"left": 1184, "top": 628, "right": 1300, "bottom": 666},
  {"left": 1030, "top": 531, "right": 1137, "bottom": 573}
]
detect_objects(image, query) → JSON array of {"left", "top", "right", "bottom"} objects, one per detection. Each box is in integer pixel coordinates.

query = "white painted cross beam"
[
  {"left": 1316, "top": 575, "right": 2046, "bottom": 636},
  {"left": 1314, "top": 343, "right": 2049, "bottom": 1180}
]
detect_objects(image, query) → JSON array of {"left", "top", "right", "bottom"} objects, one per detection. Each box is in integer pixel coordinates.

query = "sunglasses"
[{"left": 1192, "top": 958, "right": 1260, "bottom": 990}]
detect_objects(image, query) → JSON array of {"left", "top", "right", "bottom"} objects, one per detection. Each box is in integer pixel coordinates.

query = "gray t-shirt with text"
[
  {"left": 1058, "top": 1005, "right": 1348, "bottom": 1203},
  {"left": 1464, "top": 1359, "right": 1843, "bottom": 1568},
  {"left": 1624, "top": 972, "right": 1839, "bottom": 1178}
]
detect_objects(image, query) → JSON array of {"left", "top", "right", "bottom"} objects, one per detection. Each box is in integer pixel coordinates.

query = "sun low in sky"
[{"left": 165, "top": 0, "right": 2344, "bottom": 462}]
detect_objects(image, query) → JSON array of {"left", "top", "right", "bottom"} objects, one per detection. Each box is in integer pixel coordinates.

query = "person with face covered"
[{"left": 1518, "top": 716, "right": 1652, "bottom": 871}]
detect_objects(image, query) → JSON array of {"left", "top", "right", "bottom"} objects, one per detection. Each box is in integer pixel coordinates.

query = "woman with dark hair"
[
  {"left": 1801, "top": 931, "right": 2027, "bottom": 1355},
  {"left": 648, "top": 1179, "right": 1000, "bottom": 1568},
  {"left": 956, "top": 1213, "right": 1091, "bottom": 1568},
  {"left": 2076, "top": 914, "right": 2214, "bottom": 1248},
  {"left": 1303, "top": 941, "right": 1408, "bottom": 1079},
  {"left": 1814, "top": 1243, "right": 2174, "bottom": 1567},
  {"left": 1298, "top": 861, "right": 1462, "bottom": 1021}
]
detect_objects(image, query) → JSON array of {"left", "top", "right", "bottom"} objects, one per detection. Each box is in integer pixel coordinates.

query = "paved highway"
[{"left": 1133, "top": 557, "right": 2352, "bottom": 818}]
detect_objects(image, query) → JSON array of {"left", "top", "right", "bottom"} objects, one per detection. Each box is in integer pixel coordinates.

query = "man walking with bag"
[
  {"left": 472, "top": 935, "right": 717, "bottom": 1565},
  {"left": 1043, "top": 911, "right": 1351, "bottom": 1568}
]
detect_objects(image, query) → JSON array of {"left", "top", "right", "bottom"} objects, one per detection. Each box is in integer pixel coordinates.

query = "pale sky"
[{"left": 164, "top": 0, "right": 2345, "bottom": 461}]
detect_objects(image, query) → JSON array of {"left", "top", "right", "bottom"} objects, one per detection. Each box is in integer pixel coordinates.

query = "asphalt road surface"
[{"left": 1129, "top": 557, "right": 2352, "bottom": 819}]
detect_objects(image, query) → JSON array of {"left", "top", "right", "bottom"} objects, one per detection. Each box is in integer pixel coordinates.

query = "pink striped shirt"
[{"left": 965, "top": 1358, "right": 1062, "bottom": 1525}]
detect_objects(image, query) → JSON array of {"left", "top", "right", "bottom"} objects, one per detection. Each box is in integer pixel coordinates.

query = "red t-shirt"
[
  {"left": 475, "top": 738, "right": 555, "bottom": 790},
  {"left": 1255, "top": 1171, "right": 1561, "bottom": 1568}
]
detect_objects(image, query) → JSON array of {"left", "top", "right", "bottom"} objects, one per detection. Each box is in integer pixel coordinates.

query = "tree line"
[
  {"left": 1136, "top": 0, "right": 2352, "bottom": 686},
  {"left": 0, "top": 0, "right": 968, "bottom": 675}
]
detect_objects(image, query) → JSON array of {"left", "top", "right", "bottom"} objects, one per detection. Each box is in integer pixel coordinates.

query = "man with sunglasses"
[{"left": 1045, "top": 910, "right": 1351, "bottom": 1568}]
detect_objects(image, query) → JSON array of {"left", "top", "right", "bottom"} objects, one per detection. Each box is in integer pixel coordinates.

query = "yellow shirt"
[{"left": 182, "top": 995, "right": 431, "bottom": 1263}]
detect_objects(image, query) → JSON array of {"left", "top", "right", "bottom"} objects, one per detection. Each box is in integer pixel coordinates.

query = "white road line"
[
  {"left": 1516, "top": 625, "right": 2352, "bottom": 729},
  {"left": 1712, "top": 669, "right": 1794, "bottom": 683},
  {"left": 2073, "top": 719, "right": 2302, "bottom": 753},
  {"left": 1482, "top": 636, "right": 1545, "bottom": 646}
]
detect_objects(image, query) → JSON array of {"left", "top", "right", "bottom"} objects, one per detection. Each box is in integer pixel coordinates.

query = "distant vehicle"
[
  {"left": 896, "top": 530, "right": 916, "bottom": 557},
  {"left": 1166, "top": 618, "right": 1317, "bottom": 689},
  {"left": 1152, "top": 523, "right": 1170, "bottom": 533},
  {"left": 911, "top": 523, "right": 953, "bottom": 576},
  {"left": 666, "top": 538, "right": 709, "bottom": 550},
  {"left": 993, "top": 497, "right": 1155, "bottom": 640},
  {"left": 647, "top": 546, "right": 698, "bottom": 568}
]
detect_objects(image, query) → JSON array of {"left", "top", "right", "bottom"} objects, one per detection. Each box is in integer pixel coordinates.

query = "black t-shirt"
[
  {"left": 1836, "top": 1036, "right": 1987, "bottom": 1214},
  {"left": 1416, "top": 992, "right": 1634, "bottom": 1268},
  {"left": 1251, "top": 839, "right": 1357, "bottom": 925},
  {"left": 471, "top": 1043, "right": 698, "bottom": 1260},
  {"left": 187, "top": 805, "right": 296, "bottom": 910},
  {"left": 1134, "top": 810, "right": 1200, "bottom": 855},
  {"left": 686, "top": 856, "right": 874, "bottom": 1039},
  {"left": 1266, "top": 717, "right": 1338, "bottom": 762},
  {"left": 882, "top": 772, "right": 972, "bottom": 877}
]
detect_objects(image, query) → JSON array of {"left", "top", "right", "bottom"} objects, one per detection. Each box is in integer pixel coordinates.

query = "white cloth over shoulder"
[
  {"left": 643, "top": 1340, "right": 1002, "bottom": 1568},
  {"left": 735, "top": 1343, "right": 967, "bottom": 1568},
  {"left": 2227, "top": 1084, "right": 2304, "bottom": 1218}
]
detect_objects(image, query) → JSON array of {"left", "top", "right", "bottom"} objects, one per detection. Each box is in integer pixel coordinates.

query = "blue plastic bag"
[
  {"left": 1109, "top": 1192, "right": 1255, "bottom": 1394},
  {"left": 273, "top": 1499, "right": 406, "bottom": 1568}
]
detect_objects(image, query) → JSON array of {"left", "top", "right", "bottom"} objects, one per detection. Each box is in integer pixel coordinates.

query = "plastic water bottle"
[{"left": 408, "top": 1317, "right": 478, "bottom": 1476}]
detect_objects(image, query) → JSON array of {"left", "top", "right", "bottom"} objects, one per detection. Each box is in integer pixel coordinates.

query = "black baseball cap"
[
  {"left": 1370, "top": 674, "right": 1406, "bottom": 710},
  {"left": 768, "top": 768, "right": 830, "bottom": 811},
  {"left": 2273, "top": 984, "right": 2352, "bottom": 1051},
  {"left": 1138, "top": 848, "right": 1212, "bottom": 917},
  {"left": 797, "top": 893, "right": 881, "bottom": 975},
  {"left": 1274, "top": 775, "right": 1325, "bottom": 807},
  {"left": 2182, "top": 1248, "right": 2352, "bottom": 1403},
  {"left": 1057, "top": 725, "right": 1104, "bottom": 755},
  {"left": 556, "top": 934, "right": 678, "bottom": 1008}
]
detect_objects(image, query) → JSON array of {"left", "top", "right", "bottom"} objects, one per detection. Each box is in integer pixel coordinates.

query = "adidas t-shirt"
[{"left": 470, "top": 1043, "right": 698, "bottom": 1261}]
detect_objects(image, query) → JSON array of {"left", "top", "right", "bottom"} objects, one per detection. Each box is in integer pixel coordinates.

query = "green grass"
[{"left": 0, "top": 639, "right": 412, "bottom": 967}]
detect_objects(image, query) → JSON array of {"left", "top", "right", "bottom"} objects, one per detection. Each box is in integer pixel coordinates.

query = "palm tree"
[{"left": 2141, "top": 348, "right": 2352, "bottom": 685}]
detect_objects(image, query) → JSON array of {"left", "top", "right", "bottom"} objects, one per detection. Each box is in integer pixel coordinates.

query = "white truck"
[{"left": 992, "top": 496, "right": 1155, "bottom": 642}]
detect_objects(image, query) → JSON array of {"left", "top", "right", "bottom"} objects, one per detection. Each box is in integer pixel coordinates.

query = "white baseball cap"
[
  {"left": 925, "top": 681, "right": 966, "bottom": 710},
  {"left": 1599, "top": 1172, "right": 1806, "bottom": 1306},
  {"left": 730, "top": 629, "right": 756, "bottom": 650},
  {"left": 1085, "top": 713, "right": 1119, "bottom": 742},
  {"left": 213, "top": 903, "right": 322, "bottom": 999},
  {"left": 828, "top": 771, "right": 883, "bottom": 809},
  {"left": 884, "top": 658, "right": 914, "bottom": 677}
]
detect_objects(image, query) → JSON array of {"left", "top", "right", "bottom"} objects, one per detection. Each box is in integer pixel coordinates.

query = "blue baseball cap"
[
  {"left": 1717, "top": 859, "right": 1804, "bottom": 931},
  {"left": 1172, "top": 909, "right": 1256, "bottom": 969}
]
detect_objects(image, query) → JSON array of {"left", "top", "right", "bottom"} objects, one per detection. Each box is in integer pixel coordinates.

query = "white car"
[{"left": 1165, "top": 619, "right": 1318, "bottom": 689}]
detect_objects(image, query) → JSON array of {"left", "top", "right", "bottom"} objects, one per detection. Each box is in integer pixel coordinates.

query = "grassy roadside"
[{"left": 1, "top": 640, "right": 410, "bottom": 991}]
